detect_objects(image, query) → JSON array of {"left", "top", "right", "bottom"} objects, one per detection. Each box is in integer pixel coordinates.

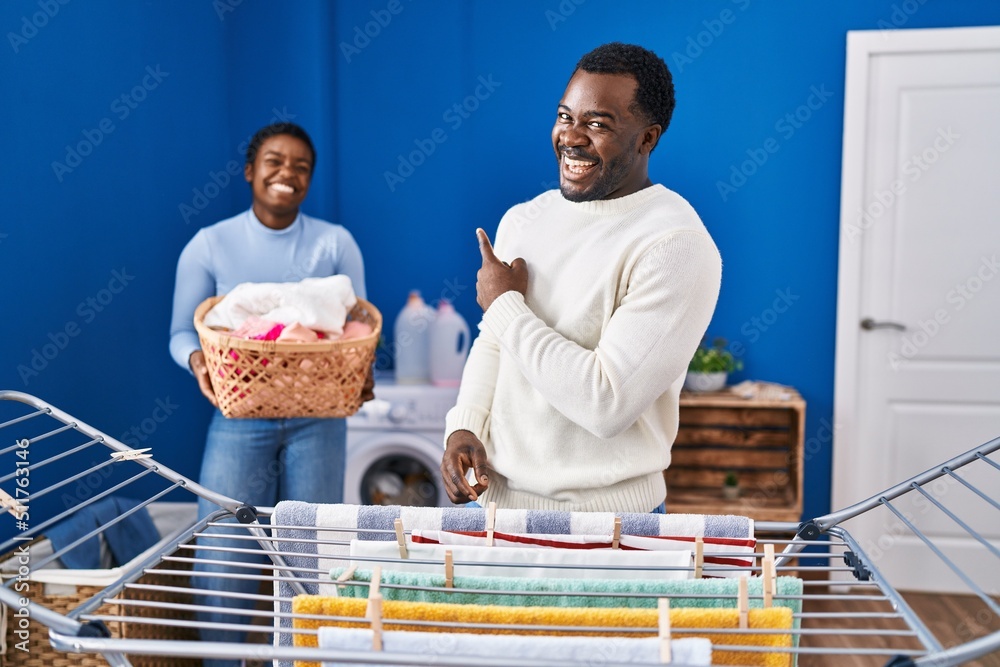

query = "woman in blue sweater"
[{"left": 169, "top": 122, "right": 370, "bottom": 665}]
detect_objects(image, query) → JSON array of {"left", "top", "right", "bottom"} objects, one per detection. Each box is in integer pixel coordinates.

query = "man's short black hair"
[
  {"left": 245, "top": 122, "right": 316, "bottom": 170},
  {"left": 575, "top": 42, "right": 675, "bottom": 144}
]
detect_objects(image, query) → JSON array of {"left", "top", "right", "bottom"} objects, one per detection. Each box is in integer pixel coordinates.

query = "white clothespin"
[
  {"left": 738, "top": 576, "right": 749, "bottom": 630},
  {"left": 111, "top": 447, "right": 152, "bottom": 462},
  {"left": 394, "top": 518, "right": 408, "bottom": 559},
  {"left": 0, "top": 488, "right": 27, "bottom": 520},
  {"left": 612, "top": 517, "right": 622, "bottom": 550},
  {"left": 658, "top": 598, "right": 672, "bottom": 663},
  {"left": 762, "top": 544, "right": 776, "bottom": 608},
  {"left": 694, "top": 536, "right": 704, "bottom": 579},
  {"left": 486, "top": 501, "right": 497, "bottom": 547},
  {"left": 367, "top": 566, "right": 383, "bottom": 651},
  {"left": 444, "top": 549, "right": 454, "bottom": 589}
]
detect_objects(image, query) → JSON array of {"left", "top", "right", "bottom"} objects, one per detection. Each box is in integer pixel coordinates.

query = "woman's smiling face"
[{"left": 244, "top": 133, "right": 314, "bottom": 220}]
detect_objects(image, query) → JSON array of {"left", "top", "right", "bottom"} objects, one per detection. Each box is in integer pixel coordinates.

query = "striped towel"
[
  {"left": 271, "top": 501, "right": 753, "bottom": 665},
  {"left": 412, "top": 528, "right": 755, "bottom": 574}
]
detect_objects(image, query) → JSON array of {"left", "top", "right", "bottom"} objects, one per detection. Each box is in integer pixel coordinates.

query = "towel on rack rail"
[
  {"left": 272, "top": 501, "right": 754, "bottom": 665},
  {"left": 315, "top": 627, "right": 713, "bottom": 666},
  {"left": 411, "top": 528, "right": 756, "bottom": 575},
  {"left": 349, "top": 540, "right": 692, "bottom": 580},
  {"left": 329, "top": 566, "right": 803, "bottom": 615},
  {"left": 291, "top": 595, "right": 793, "bottom": 667}
]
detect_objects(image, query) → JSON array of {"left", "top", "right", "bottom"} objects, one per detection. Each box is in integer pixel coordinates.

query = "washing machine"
[{"left": 345, "top": 377, "right": 459, "bottom": 507}]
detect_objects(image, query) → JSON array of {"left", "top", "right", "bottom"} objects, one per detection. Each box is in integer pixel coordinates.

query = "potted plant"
[
  {"left": 684, "top": 337, "right": 743, "bottom": 392},
  {"left": 722, "top": 470, "right": 740, "bottom": 500}
]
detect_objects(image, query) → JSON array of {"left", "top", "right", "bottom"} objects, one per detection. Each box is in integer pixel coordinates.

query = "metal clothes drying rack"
[{"left": 0, "top": 390, "right": 996, "bottom": 666}]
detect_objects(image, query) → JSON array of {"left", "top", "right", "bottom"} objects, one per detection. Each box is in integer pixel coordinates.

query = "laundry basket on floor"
[
  {"left": 0, "top": 504, "right": 200, "bottom": 667},
  {"left": 194, "top": 296, "right": 382, "bottom": 419}
]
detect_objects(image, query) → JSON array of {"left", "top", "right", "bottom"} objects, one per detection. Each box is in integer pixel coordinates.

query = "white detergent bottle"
[
  {"left": 429, "top": 299, "right": 470, "bottom": 387},
  {"left": 393, "top": 291, "right": 434, "bottom": 384}
]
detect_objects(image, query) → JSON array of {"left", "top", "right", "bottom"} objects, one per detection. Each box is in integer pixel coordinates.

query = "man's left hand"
[{"left": 476, "top": 228, "right": 528, "bottom": 312}]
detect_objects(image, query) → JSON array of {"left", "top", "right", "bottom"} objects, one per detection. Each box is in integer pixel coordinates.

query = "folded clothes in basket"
[
  {"left": 203, "top": 274, "right": 357, "bottom": 336},
  {"left": 350, "top": 540, "right": 692, "bottom": 580},
  {"left": 316, "top": 627, "right": 713, "bottom": 666},
  {"left": 291, "top": 595, "right": 793, "bottom": 667},
  {"left": 329, "top": 566, "right": 803, "bottom": 615},
  {"left": 271, "top": 502, "right": 754, "bottom": 666},
  {"left": 412, "top": 527, "right": 756, "bottom": 574}
]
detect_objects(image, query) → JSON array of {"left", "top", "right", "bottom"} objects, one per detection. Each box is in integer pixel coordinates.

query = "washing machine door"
[{"left": 345, "top": 432, "right": 448, "bottom": 507}]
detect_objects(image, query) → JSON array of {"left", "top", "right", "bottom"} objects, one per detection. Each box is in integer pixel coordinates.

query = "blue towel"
[{"left": 46, "top": 496, "right": 159, "bottom": 569}]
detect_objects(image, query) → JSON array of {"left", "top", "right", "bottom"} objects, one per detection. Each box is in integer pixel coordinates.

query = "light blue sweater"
[{"left": 169, "top": 208, "right": 366, "bottom": 371}]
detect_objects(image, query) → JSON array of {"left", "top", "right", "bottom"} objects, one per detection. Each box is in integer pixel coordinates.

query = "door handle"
[{"left": 860, "top": 318, "right": 907, "bottom": 331}]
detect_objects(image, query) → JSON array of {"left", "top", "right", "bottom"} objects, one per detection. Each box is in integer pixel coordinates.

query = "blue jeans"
[
  {"left": 465, "top": 501, "right": 667, "bottom": 514},
  {"left": 193, "top": 411, "right": 346, "bottom": 667}
]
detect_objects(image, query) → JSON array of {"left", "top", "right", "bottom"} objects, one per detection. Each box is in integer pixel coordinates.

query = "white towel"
[
  {"left": 203, "top": 274, "right": 357, "bottom": 335},
  {"left": 411, "top": 528, "right": 755, "bottom": 576},
  {"left": 317, "top": 627, "right": 713, "bottom": 666},
  {"left": 349, "top": 540, "right": 692, "bottom": 580}
]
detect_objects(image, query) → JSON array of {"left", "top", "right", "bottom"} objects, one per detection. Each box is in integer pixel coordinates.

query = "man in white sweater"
[{"left": 441, "top": 43, "right": 722, "bottom": 513}]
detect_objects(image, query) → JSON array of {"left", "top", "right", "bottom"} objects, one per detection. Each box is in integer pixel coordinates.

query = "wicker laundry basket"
[
  {"left": 0, "top": 540, "right": 198, "bottom": 667},
  {"left": 194, "top": 296, "right": 382, "bottom": 419}
]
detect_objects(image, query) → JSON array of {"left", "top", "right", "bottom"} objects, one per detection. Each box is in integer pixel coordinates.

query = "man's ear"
[
  {"left": 640, "top": 124, "right": 662, "bottom": 156},
  {"left": 244, "top": 162, "right": 253, "bottom": 183}
]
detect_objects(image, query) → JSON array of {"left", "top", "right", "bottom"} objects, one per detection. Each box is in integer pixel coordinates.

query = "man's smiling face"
[
  {"left": 552, "top": 70, "right": 658, "bottom": 203},
  {"left": 244, "top": 133, "right": 313, "bottom": 219}
]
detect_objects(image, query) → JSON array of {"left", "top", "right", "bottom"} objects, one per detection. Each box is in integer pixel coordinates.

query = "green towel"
[{"left": 330, "top": 567, "right": 802, "bottom": 616}]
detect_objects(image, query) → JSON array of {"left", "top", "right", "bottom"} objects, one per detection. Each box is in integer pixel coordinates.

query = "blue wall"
[{"left": 2, "top": 1, "right": 998, "bottom": 522}]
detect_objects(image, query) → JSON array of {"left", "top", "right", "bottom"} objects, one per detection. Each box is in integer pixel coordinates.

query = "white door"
[{"left": 832, "top": 26, "right": 1000, "bottom": 593}]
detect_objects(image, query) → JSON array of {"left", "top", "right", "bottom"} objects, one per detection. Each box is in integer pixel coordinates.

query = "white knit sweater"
[{"left": 445, "top": 185, "right": 722, "bottom": 513}]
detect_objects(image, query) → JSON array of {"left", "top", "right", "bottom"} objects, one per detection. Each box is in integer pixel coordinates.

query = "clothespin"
[
  {"left": 658, "top": 598, "right": 672, "bottom": 663},
  {"left": 694, "top": 536, "right": 704, "bottom": 579},
  {"left": 369, "top": 565, "right": 381, "bottom": 599},
  {"left": 444, "top": 550, "right": 454, "bottom": 589},
  {"left": 486, "top": 501, "right": 497, "bottom": 547},
  {"left": 110, "top": 447, "right": 152, "bottom": 462},
  {"left": 762, "top": 544, "right": 776, "bottom": 608},
  {"left": 737, "top": 576, "right": 749, "bottom": 630},
  {"left": 394, "top": 518, "right": 408, "bottom": 559},
  {"left": 367, "top": 565, "right": 384, "bottom": 650},
  {"left": 335, "top": 563, "right": 358, "bottom": 583},
  {"left": 612, "top": 517, "right": 622, "bottom": 550},
  {"left": 0, "top": 488, "right": 27, "bottom": 520}
]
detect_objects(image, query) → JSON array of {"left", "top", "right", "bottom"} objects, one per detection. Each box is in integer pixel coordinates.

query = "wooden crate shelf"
[{"left": 664, "top": 388, "right": 805, "bottom": 522}]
